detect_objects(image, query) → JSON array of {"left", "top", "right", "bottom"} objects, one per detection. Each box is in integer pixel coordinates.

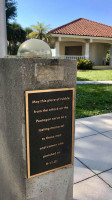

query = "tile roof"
[{"left": 50, "top": 18, "right": 112, "bottom": 38}]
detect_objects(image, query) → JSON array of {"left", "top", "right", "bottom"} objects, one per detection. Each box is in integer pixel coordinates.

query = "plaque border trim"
[{"left": 25, "top": 88, "right": 75, "bottom": 179}]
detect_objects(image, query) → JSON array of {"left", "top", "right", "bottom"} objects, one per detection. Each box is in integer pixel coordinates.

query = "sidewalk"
[
  {"left": 77, "top": 81, "right": 112, "bottom": 84},
  {"left": 73, "top": 113, "right": 112, "bottom": 200}
]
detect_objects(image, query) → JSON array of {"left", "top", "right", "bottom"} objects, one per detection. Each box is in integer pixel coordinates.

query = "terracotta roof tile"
[{"left": 50, "top": 18, "right": 112, "bottom": 38}]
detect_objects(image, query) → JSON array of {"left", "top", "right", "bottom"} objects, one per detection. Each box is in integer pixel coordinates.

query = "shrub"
[
  {"left": 106, "top": 52, "right": 110, "bottom": 65},
  {"left": 77, "top": 59, "right": 94, "bottom": 70}
]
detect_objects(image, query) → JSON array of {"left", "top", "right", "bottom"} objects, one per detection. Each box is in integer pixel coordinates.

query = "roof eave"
[{"left": 51, "top": 33, "right": 112, "bottom": 41}]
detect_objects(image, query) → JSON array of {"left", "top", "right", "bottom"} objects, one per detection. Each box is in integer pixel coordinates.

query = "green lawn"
[
  {"left": 77, "top": 70, "right": 112, "bottom": 81},
  {"left": 76, "top": 85, "right": 112, "bottom": 119}
]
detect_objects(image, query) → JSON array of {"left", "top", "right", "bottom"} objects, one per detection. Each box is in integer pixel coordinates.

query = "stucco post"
[
  {"left": 0, "top": 57, "right": 77, "bottom": 200},
  {"left": 0, "top": 0, "right": 7, "bottom": 57},
  {"left": 85, "top": 42, "right": 89, "bottom": 59},
  {"left": 110, "top": 45, "right": 112, "bottom": 66},
  {"left": 54, "top": 41, "right": 60, "bottom": 56}
]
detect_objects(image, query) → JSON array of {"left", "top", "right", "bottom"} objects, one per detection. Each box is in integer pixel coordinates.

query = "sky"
[{"left": 16, "top": 0, "right": 112, "bottom": 30}]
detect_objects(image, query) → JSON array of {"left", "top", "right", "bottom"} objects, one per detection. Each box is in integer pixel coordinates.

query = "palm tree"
[
  {"left": 7, "top": 22, "right": 26, "bottom": 54},
  {"left": 27, "top": 22, "right": 52, "bottom": 43},
  {"left": 5, "top": 0, "right": 17, "bottom": 24}
]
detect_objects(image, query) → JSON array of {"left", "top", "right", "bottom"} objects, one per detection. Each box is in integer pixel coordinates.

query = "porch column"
[
  {"left": 0, "top": 0, "right": 7, "bottom": 57},
  {"left": 85, "top": 43, "right": 89, "bottom": 59},
  {"left": 110, "top": 45, "right": 112, "bottom": 66},
  {"left": 54, "top": 41, "right": 60, "bottom": 56}
]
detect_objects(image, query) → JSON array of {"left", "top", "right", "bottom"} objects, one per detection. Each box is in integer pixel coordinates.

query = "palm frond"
[
  {"left": 27, "top": 22, "right": 52, "bottom": 43},
  {"left": 27, "top": 31, "right": 38, "bottom": 39}
]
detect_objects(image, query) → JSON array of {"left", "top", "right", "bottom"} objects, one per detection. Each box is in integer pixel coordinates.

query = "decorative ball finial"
[{"left": 17, "top": 39, "right": 52, "bottom": 57}]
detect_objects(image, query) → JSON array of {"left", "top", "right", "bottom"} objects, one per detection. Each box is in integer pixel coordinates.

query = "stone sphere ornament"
[{"left": 17, "top": 39, "right": 52, "bottom": 57}]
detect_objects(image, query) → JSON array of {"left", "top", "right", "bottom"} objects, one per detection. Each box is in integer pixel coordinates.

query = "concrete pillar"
[
  {"left": 0, "top": 0, "right": 7, "bottom": 57},
  {"left": 85, "top": 43, "right": 89, "bottom": 59},
  {"left": 54, "top": 41, "right": 60, "bottom": 56},
  {"left": 0, "top": 57, "right": 77, "bottom": 200},
  {"left": 110, "top": 45, "right": 112, "bottom": 66}
]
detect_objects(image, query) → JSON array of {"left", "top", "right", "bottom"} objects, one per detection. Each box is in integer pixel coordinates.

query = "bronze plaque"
[{"left": 25, "top": 88, "right": 74, "bottom": 178}]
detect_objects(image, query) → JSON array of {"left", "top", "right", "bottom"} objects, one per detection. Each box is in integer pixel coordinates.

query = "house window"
[{"left": 65, "top": 46, "right": 82, "bottom": 55}]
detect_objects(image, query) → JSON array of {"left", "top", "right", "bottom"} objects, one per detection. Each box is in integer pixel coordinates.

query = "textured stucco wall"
[
  {"left": 90, "top": 43, "right": 106, "bottom": 65},
  {"left": 0, "top": 58, "right": 77, "bottom": 200}
]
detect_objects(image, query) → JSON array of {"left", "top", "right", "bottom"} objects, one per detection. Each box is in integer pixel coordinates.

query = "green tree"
[
  {"left": 24, "top": 27, "right": 33, "bottom": 39},
  {"left": 27, "top": 22, "right": 52, "bottom": 43},
  {"left": 5, "top": 0, "right": 19, "bottom": 54},
  {"left": 5, "top": 0, "right": 17, "bottom": 23},
  {"left": 7, "top": 23, "right": 26, "bottom": 55},
  {"left": 25, "top": 27, "right": 33, "bottom": 35}
]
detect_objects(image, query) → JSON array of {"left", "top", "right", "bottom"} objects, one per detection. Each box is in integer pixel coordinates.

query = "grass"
[
  {"left": 76, "top": 84, "right": 112, "bottom": 119},
  {"left": 77, "top": 70, "right": 112, "bottom": 81}
]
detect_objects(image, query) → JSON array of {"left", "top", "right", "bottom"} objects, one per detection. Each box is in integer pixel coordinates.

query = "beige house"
[{"left": 50, "top": 18, "right": 112, "bottom": 66}]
